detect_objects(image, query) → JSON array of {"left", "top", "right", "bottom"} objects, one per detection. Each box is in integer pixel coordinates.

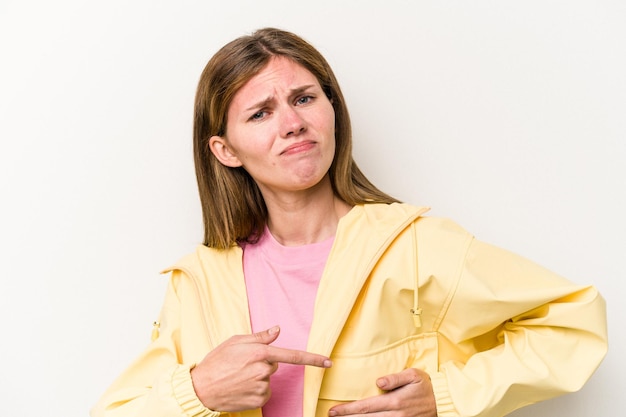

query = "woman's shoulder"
[
  {"left": 356, "top": 202, "right": 429, "bottom": 222},
  {"left": 161, "top": 244, "right": 243, "bottom": 275},
  {"left": 358, "top": 202, "right": 470, "bottom": 235}
]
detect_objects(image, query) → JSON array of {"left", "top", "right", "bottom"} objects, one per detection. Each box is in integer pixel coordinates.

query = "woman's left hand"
[{"left": 327, "top": 368, "right": 437, "bottom": 417}]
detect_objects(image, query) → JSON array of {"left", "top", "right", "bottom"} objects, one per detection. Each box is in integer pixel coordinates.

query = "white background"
[{"left": 1, "top": 1, "right": 624, "bottom": 416}]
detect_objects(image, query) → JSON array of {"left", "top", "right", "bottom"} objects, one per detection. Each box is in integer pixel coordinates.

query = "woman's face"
[{"left": 210, "top": 57, "right": 336, "bottom": 198}]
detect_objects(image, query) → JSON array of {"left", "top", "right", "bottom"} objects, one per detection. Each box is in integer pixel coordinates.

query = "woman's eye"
[
  {"left": 250, "top": 111, "right": 266, "bottom": 121},
  {"left": 296, "top": 95, "right": 313, "bottom": 105}
]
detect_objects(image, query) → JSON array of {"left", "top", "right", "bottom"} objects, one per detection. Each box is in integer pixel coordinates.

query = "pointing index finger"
[{"left": 266, "top": 346, "right": 332, "bottom": 368}]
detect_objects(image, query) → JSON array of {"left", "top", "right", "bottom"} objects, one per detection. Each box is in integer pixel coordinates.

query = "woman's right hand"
[{"left": 190, "top": 326, "right": 332, "bottom": 412}]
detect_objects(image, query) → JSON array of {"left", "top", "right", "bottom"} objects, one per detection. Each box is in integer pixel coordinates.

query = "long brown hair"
[{"left": 194, "top": 27, "right": 398, "bottom": 249}]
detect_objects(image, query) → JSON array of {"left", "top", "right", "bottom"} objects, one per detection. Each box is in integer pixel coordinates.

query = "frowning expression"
[{"left": 209, "top": 57, "right": 336, "bottom": 197}]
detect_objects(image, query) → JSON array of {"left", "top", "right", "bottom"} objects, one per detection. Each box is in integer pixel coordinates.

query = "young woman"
[{"left": 92, "top": 28, "right": 607, "bottom": 417}]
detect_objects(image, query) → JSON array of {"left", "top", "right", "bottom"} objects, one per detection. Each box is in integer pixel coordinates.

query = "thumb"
[{"left": 249, "top": 325, "right": 281, "bottom": 345}]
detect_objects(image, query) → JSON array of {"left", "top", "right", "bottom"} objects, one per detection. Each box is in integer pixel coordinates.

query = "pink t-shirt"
[{"left": 243, "top": 228, "right": 334, "bottom": 417}]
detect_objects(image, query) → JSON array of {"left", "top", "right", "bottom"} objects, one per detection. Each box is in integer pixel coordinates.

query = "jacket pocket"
[{"left": 318, "top": 332, "right": 439, "bottom": 402}]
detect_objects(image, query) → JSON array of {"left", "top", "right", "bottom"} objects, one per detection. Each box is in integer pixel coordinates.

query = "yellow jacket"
[{"left": 91, "top": 203, "right": 607, "bottom": 417}]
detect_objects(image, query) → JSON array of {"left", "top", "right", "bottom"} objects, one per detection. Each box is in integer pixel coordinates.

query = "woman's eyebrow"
[
  {"left": 290, "top": 84, "right": 316, "bottom": 96},
  {"left": 245, "top": 96, "right": 274, "bottom": 112}
]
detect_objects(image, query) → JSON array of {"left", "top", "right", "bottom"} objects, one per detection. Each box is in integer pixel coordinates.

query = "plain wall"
[{"left": 1, "top": 1, "right": 624, "bottom": 415}]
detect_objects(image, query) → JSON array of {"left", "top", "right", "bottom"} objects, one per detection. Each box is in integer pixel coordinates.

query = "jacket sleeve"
[
  {"left": 90, "top": 271, "right": 220, "bottom": 417},
  {"left": 429, "top": 237, "right": 608, "bottom": 417}
]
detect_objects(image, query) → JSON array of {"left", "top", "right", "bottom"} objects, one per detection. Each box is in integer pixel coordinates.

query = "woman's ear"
[{"left": 209, "top": 136, "right": 243, "bottom": 167}]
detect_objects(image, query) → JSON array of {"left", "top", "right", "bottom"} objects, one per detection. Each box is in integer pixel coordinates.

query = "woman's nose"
[{"left": 280, "top": 107, "right": 306, "bottom": 138}]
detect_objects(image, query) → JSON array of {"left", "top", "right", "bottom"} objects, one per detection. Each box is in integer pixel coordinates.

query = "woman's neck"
[{"left": 262, "top": 176, "right": 352, "bottom": 246}]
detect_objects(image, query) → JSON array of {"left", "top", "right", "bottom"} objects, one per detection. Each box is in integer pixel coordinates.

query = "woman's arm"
[
  {"left": 431, "top": 239, "right": 608, "bottom": 417},
  {"left": 90, "top": 273, "right": 219, "bottom": 417}
]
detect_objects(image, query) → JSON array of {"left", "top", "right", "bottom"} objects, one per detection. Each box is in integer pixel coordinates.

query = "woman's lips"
[{"left": 280, "top": 141, "right": 316, "bottom": 155}]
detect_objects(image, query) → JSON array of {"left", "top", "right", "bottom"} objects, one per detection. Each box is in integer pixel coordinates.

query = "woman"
[{"left": 92, "top": 28, "right": 607, "bottom": 417}]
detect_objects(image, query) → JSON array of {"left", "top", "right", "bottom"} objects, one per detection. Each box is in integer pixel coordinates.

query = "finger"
[
  {"left": 235, "top": 326, "right": 281, "bottom": 345},
  {"left": 265, "top": 346, "right": 332, "bottom": 368},
  {"left": 328, "top": 395, "right": 386, "bottom": 416},
  {"left": 377, "top": 368, "right": 427, "bottom": 391}
]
